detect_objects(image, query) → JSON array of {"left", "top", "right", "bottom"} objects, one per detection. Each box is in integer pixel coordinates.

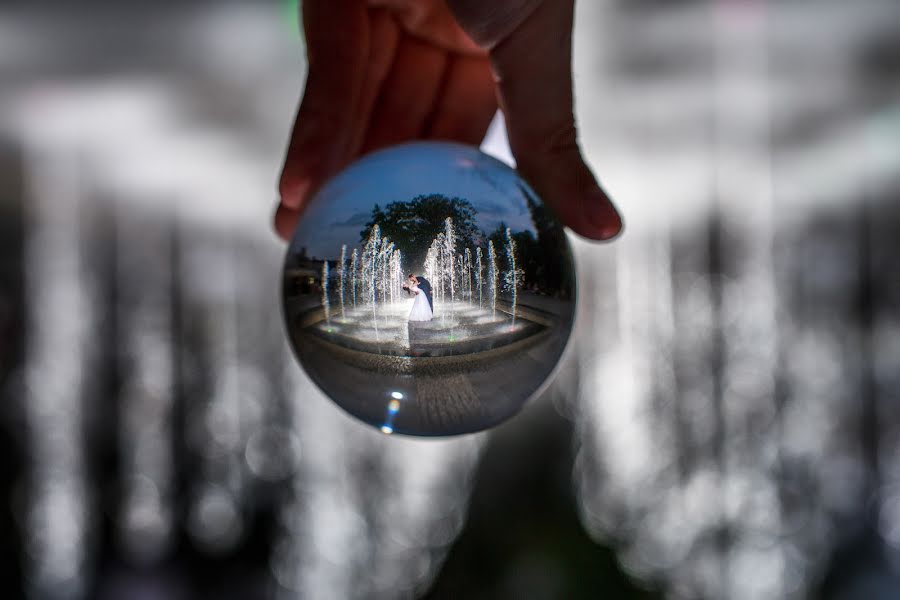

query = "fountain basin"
[{"left": 293, "top": 300, "right": 548, "bottom": 358}]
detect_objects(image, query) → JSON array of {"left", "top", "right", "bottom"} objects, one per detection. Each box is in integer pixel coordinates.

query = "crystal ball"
[{"left": 282, "top": 142, "right": 575, "bottom": 436}]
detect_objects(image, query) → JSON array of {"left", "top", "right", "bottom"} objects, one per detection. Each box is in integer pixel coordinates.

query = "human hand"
[{"left": 275, "top": 0, "right": 622, "bottom": 242}]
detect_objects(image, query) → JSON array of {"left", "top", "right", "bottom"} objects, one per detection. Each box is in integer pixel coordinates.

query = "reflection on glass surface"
[{"left": 283, "top": 142, "right": 575, "bottom": 436}]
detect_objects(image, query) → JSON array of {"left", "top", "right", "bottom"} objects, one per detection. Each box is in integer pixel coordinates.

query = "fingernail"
[{"left": 585, "top": 190, "right": 622, "bottom": 240}]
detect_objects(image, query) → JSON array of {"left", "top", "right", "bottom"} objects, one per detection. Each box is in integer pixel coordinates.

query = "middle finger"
[{"left": 360, "top": 33, "right": 449, "bottom": 154}]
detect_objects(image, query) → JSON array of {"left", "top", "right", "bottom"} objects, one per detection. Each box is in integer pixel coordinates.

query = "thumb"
[{"left": 487, "top": 0, "right": 622, "bottom": 241}]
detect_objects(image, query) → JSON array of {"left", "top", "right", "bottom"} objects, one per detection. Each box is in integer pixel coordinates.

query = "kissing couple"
[{"left": 402, "top": 274, "right": 433, "bottom": 322}]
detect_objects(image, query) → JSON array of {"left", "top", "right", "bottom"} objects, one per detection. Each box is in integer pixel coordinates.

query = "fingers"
[
  {"left": 370, "top": 0, "right": 483, "bottom": 53},
  {"left": 347, "top": 8, "right": 402, "bottom": 156},
  {"left": 489, "top": 0, "right": 622, "bottom": 241},
  {"left": 425, "top": 54, "right": 497, "bottom": 145},
  {"left": 445, "top": 0, "right": 545, "bottom": 49},
  {"left": 360, "top": 34, "right": 449, "bottom": 154},
  {"left": 278, "top": 0, "right": 369, "bottom": 220}
]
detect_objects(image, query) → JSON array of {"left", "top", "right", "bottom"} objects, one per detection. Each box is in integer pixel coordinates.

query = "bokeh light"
[{"left": 0, "top": 0, "right": 898, "bottom": 598}]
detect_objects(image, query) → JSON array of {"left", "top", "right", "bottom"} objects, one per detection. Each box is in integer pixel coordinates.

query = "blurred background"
[{"left": 1, "top": 0, "right": 899, "bottom": 598}]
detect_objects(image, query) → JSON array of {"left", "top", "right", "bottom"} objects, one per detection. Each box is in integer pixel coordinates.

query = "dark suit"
[{"left": 416, "top": 276, "right": 434, "bottom": 311}]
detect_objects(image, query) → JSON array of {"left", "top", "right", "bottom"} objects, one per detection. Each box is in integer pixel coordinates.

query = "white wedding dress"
[{"left": 407, "top": 284, "right": 433, "bottom": 322}]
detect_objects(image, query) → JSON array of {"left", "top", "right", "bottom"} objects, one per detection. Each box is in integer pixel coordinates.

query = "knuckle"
[
  {"left": 513, "top": 119, "right": 581, "bottom": 169},
  {"left": 544, "top": 121, "right": 579, "bottom": 157}
]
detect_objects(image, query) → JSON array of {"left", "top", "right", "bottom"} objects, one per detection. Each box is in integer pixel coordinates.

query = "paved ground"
[{"left": 292, "top": 302, "right": 573, "bottom": 436}]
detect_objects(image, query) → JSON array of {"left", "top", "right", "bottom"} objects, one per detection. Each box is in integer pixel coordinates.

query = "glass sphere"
[{"left": 282, "top": 142, "right": 575, "bottom": 436}]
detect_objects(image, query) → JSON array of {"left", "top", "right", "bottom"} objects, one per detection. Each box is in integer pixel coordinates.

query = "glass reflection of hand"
[{"left": 275, "top": 0, "right": 623, "bottom": 242}]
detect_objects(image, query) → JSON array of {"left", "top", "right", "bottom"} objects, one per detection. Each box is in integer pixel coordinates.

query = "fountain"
[
  {"left": 378, "top": 239, "right": 393, "bottom": 304},
  {"left": 443, "top": 217, "right": 456, "bottom": 310},
  {"left": 504, "top": 228, "right": 523, "bottom": 327},
  {"left": 424, "top": 243, "right": 437, "bottom": 307},
  {"left": 321, "top": 261, "right": 330, "bottom": 327},
  {"left": 338, "top": 244, "right": 346, "bottom": 318},
  {"left": 487, "top": 240, "right": 498, "bottom": 317},
  {"left": 350, "top": 248, "right": 359, "bottom": 307},
  {"left": 292, "top": 217, "right": 540, "bottom": 357},
  {"left": 362, "top": 225, "right": 381, "bottom": 316},
  {"left": 475, "top": 247, "right": 484, "bottom": 308},
  {"left": 463, "top": 248, "right": 472, "bottom": 301}
]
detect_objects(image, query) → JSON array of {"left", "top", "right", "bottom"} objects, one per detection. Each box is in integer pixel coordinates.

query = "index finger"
[
  {"left": 488, "top": 0, "right": 623, "bottom": 241},
  {"left": 278, "top": 0, "right": 370, "bottom": 218}
]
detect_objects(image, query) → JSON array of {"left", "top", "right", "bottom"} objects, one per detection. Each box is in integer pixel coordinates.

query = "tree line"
[{"left": 360, "top": 192, "right": 572, "bottom": 297}]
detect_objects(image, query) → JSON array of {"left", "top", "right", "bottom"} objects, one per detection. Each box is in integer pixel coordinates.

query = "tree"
[
  {"left": 360, "top": 194, "right": 480, "bottom": 269},
  {"left": 522, "top": 183, "right": 573, "bottom": 298},
  {"left": 486, "top": 223, "right": 541, "bottom": 293}
]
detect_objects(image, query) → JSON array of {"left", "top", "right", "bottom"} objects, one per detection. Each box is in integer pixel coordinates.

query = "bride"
[{"left": 403, "top": 275, "right": 433, "bottom": 322}]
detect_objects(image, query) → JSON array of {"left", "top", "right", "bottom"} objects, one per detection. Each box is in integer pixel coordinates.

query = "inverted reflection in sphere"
[{"left": 283, "top": 142, "right": 575, "bottom": 436}]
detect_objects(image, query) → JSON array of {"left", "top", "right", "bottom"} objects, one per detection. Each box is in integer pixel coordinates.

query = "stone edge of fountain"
[{"left": 294, "top": 323, "right": 557, "bottom": 376}]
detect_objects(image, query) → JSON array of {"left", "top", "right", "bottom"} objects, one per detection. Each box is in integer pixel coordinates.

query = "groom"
[{"left": 406, "top": 273, "right": 434, "bottom": 312}]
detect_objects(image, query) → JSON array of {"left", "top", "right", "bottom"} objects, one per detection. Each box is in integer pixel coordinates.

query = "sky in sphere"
[{"left": 289, "top": 142, "right": 539, "bottom": 261}]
